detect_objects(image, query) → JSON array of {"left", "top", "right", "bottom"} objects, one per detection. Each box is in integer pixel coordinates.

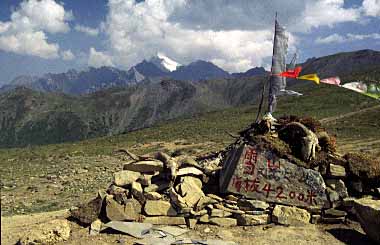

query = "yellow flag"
[{"left": 297, "top": 74, "right": 320, "bottom": 84}]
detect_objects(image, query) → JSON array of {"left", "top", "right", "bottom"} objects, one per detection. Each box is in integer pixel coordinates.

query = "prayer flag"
[
  {"left": 277, "top": 66, "right": 302, "bottom": 78},
  {"left": 297, "top": 74, "right": 320, "bottom": 84},
  {"left": 320, "top": 77, "right": 341, "bottom": 86}
]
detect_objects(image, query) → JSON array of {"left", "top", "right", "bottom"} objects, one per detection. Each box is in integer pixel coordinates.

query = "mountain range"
[
  {"left": 1, "top": 49, "right": 379, "bottom": 148},
  {"left": 0, "top": 54, "right": 265, "bottom": 95}
]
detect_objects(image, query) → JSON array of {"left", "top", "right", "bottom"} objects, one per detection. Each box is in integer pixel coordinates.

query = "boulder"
[
  {"left": 106, "top": 197, "right": 128, "bottom": 221},
  {"left": 221, "top": 145, "right": 328, "bottom": 208},
  {"left": 169, "top": 188, "right": 187, "bottom": 209},
  {"left": 131, "top": 182, "right": 145, "bottom": 204},
  {"left": 124, "top": 198, "right": 142, "bottom": 221},
  {"left": 89, "top": 219, "right": 102, "bottom": 236},
  {"left": 353, "top": 197, "right": 380, "bottom": 243},
  {"left": 18, "top": 219, "right": 70, "bottom": 245},
  {"left": 235, "top": 213, "right": 270, "bottom": 226},
  {"left": 176, "top": 176, "right": 205, "bottom": 208},
  {"left": 209, "top": 217, "right": 237, "bottom": 227},
  {"left": 70, "top": 196, "right": 103, "bottom": 225},
  {"left": 113, "top": 170, "right": 140, "bottom": 187},
  {"left": 144, "top": 200, "right": 177, "bottom": 216},
  {"left": 123, "top": 160, "right": 164, "bottom": 173},
  {"left": 272, "top": 205, "right": 311, "bottom": 226},
  {"left": 107, "top": 185, "right": 129, "bottom": 204}
]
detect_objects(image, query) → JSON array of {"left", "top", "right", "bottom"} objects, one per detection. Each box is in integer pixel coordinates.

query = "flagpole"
[{"left": 267, "top": 12, "right": 278, "bottom": 114}]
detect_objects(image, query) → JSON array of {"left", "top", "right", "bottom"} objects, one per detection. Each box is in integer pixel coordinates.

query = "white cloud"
[
  {"left": 98, "top": 0, "right": 367, "bottom": 72},
  {"left": 88, "top": 47, "right": 114, "bottom": 67},
  {"left": 316, "top": 33, "right": 380, "bottom": 44},
  {"left": 61, "top": 50, "right": 75, "bottom": 60},
  {"left": 102, "top": 0, "right": 301, "bottom": 72},
  {"left": 362, "top": 0, "right": 380, "bottom": 17},
  {"left": 0, "top": 0, "right": 72, "bottom": 59},
  {"left": 0, "top": 31, "right": 59, "bottom": 58},
  {"left": 300, "top": 0, "right": 361, "bottom": 31},
  {"left": 316, "top": 34, "right": 346, "bottom": 44},
  {"left": 74, "top": 25, "right": 99, "bottom": 36}
]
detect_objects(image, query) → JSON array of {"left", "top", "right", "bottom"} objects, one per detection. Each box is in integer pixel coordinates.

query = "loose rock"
[
  {"left": 90, "top": 219, "right": 102, "bottom": 236},
  {"left": 131, "top": 182, "right": 145, "bottom": 204},
  {"left": 144, "top": 200, "right": 177, "bottom": 216},
  {"left": 71, "top": 196, "right": 103, "bottom": 225},
  {"left": 235, "top": 213, "right": 270, "bottom": 226},
  {"left": 354, "top": 197, "right": 380, "bottom": 243},
  {"left": 106, "top": 197, "right": 128, "bottom": 221},
  {"left": 113, "top": 170, "right": 141, "bottom": 187},
  {"left": 176, "top": 176, "right": 205, "bottom": 208},
  {"left": 107, "top": 185, "right": 129, "bottom": 204},
  {"left": 272, "top": 205, "right": 311, "bottom": 226},
  {"left": 124, "top": 198, "right": 142, "bottom": 221},
  {"left": 123, "top": 160, "right": 164, "bottom": 173}
]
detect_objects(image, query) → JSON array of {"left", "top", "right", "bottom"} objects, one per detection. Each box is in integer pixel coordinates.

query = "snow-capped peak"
[{"left": 154, "top": 52, "right": 181, "bottom": 72}]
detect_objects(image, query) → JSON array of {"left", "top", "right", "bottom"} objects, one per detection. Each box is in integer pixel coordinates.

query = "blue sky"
[{"left": 0, "top": 0, "right": 379, "bottom": 84}]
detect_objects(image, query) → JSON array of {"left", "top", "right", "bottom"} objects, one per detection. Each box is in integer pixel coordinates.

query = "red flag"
[
  {"left": 277, "top": 66, "right": 302, "bottom": 78},
  {"left": 320, "top": 77, "right": 341, "bottom": 86}
]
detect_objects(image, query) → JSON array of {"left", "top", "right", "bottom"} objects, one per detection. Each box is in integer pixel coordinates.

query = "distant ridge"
[{"left": 1, "top": 49, "right": 379, "bottom": 96}]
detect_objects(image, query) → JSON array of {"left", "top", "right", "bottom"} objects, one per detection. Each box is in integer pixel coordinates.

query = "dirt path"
[
  {"left": 320, "top": 104, "right": 380, "bottom": 124},
  {"left": 1, "top": 210, "right": 376, "bottom": 245}
]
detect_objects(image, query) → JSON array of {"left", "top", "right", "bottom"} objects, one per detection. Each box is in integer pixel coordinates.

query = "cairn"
[{"left": 70, "top": 116, "right": 380, "bottom": 243}]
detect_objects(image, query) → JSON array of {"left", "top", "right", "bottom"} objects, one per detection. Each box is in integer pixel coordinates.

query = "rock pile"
[{"left": 70, "top": 116, "right": 380, "bottom": 243}]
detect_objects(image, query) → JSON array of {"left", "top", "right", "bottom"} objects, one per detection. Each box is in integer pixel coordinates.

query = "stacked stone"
[
  {"left": 71, "top": 151, "right": 275, "bottom": 228},
  {"left": 70, "top": 117, "right": 379, "bottom": 243}
]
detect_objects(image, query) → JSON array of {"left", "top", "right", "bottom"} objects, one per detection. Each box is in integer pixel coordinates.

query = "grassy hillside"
[
  {"left": 0, "top": 77, "right": 265, "bottom": 148},
  {"left": 1, "top": 80, "right": 379, "bottom": 216}
]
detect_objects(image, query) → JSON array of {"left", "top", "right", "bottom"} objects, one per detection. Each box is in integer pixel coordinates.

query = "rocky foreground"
[{"left": 16, "top": 116, "right": 380, "bottom": 245}]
